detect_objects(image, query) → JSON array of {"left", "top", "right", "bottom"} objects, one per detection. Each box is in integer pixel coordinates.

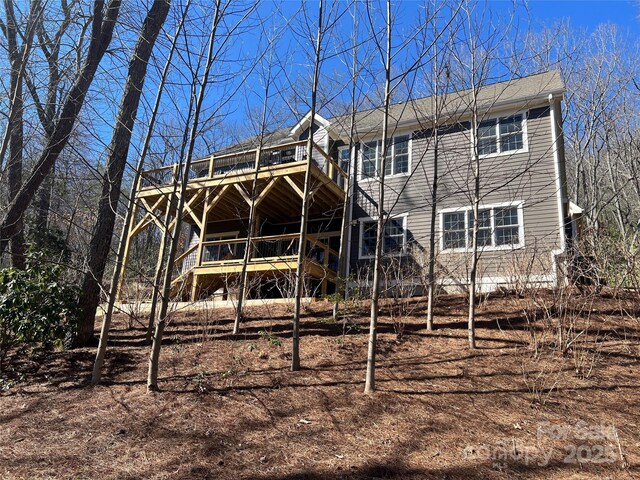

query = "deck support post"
[
  {"left": 191, "top": 185, "right": 211, "bottom": 301},
  {"left": 146, "top": 166, "right": 178, "bottom": 343},
  {"left": 116, "top": 180, "right": 141, "bottom": 301}
]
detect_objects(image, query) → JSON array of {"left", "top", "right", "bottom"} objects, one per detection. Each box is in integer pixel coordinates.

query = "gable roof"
[
  {"left": 329, "top": 70, "right": 565, "bottom": 138},
  {"left": 289, "top": 112, "right": 331, "bottom": 138},
  {"left": 210, "top": 70, "right": 564, "bottom": 156}
]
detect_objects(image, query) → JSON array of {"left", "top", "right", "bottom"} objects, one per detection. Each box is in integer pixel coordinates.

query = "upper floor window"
[
  {"left": 478, "top": 114, "right": 525, "bottom": 156},
  {"left": 362, "top": 140, "right": 379, "bottom": 177},
  {"left": 337, "top": 146, "right": 350, "bottom": 189},
  {"left": 360, "top": 135, "right": 411, "bottom": 179},
  {"left": 441, "top": 203, "right": 523, "bottom": 251}
]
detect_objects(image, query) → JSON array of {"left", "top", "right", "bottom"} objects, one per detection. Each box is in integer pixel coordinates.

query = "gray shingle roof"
[
  {"left": 212, "top": 70, "right": 564, "bottom": 155},
  {"left": 329, "top": 70, "right": 565, "bottom": 138}
]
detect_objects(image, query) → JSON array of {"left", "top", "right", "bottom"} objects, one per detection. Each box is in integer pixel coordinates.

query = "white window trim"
[
  {"left": 474, "top": 111, "right": 529, "bottom": 159},
  {"left": 439, "top": 201, "right": 525, "bottom": 253},
  {"left": 357, "top": 135, "right": 412, "bottom": 181},
  {"left": 358, "top": 212, "right": 409, "bottom": 260}
]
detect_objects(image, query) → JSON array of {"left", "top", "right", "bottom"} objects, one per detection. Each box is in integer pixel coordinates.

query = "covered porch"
[{"left": 120, "top": 139, "right": 347, "bottom": 302}]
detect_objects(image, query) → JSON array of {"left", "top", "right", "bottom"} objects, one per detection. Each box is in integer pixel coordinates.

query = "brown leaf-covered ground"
[{"left": 1, "top": 292, "right": 639, "bottom": 479}]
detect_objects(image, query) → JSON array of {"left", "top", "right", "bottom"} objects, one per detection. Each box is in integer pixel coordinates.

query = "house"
[{"left": 120, "top": 70, "right": 574, "bottom": 302}]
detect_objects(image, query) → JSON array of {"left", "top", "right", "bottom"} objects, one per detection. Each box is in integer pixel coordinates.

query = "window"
[
  {"left": 469, "top": 209, "right": 492, "bottom": 247},
  {"left": 337, "top": 146, "right": 350, "bottom": 189},
  {"left": 477, "top": 114, "right": 525, "bottom": 156},
  {"left": 443, "top": 212, "right": 466, "bottom": 249},
  {"left": 441, "top": 204, "right": 523, "bottom": 251},
  {"left": 360, "top": 215, "right": 407, "bottom": 258},
  {"left": 362, "top": 141, "right": 379, "bottom": 178},
  {"left": 360, "top": 135, "right": 411, "bottom": 178},
  {"left": 384, "top": 135, "right": 410, "bottom": 176},
  {"left": 495, "top": 206, "right": 520, "bottom": 246}
]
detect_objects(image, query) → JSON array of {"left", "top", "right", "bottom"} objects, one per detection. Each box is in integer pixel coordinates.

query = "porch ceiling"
[{"left": 137, "top": 161, "right": 344, "bottom": 225}]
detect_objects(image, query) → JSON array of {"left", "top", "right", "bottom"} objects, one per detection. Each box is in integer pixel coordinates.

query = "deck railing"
[
  {"left": 139, "top": 140, "right": 347, "bottom": 191},
  {"left": 192, "top": 233, "right": 339, "bottom": 274}
]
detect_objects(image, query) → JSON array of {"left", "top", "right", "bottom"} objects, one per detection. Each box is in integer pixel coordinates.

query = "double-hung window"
[
  {"left": 361, "top": 140, "right": 379, "bottom": 178},
  {"left": 478, "top": 114, "right": 525, "bottom": 156},
  {"left": 360, "top": 135, "right": 410, "bottom": 178},
  {"left": 442, "top": 211, "right": 466, "bottom": 249},
  {"left": 384, "top": 135, "right": 410, "bottom": 176},
  {"left": 337, "top": 146, "right": 351, "bottom": 189},
  {"left": 360, "top": 215, "right": 407, "bottom": 258},
  {"left": 441, "top": 204, "right": 523, "bottom": 251}
]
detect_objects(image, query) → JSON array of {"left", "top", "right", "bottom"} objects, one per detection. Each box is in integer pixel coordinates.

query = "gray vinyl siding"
[{"left": 348, "top": 99, "right": 563, "bottom": 283}]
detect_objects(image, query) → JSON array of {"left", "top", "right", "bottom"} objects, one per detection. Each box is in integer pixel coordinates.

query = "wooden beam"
[
  {"left": 284, "top": 175, "right": 304, "bottom": 199},
  {"left": 191, "top": 184, "right": 213, "bottom": 300},
  {"left": 180, "top": 190, "right": 204, "bottom": 229},
  {"left": 234, "top": 183, "right": 252, "bottom": 206},
  {"left": 138, "top": 162, "right": 308, "bottom": 197},
  {"left": 116, "top": 182, "right": 141, "bottom": 300},
  {"left": 139, "top": 195, "right": 166, "bottom": 215},
  {"left": 130, "top": 218, "right": 154, "bottom": 237},
  {"left": 255, "top": 177, "right": 281, "bottom": 206},
  {"left": 205, "top": 184, "right": 231, "bottom": 214},
  {"left": 131, "top": 195, "right": 169, "bottom": 236},
  {"left": 208, "top": 155, "right": 215, "bottom": 177}
]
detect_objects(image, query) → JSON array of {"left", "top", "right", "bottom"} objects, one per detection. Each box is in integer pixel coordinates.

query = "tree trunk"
[
  {"left": 148, "top": 1, "right": 222, "bottom": 391},
  {"left": 2, "top": 0, "right": 40, "bottom": 269},
  {"left": 467, "top": 112, "right": 480, "bottom": 350},
  {"left": 364, "top": 0, "right": 391, "bottom": 394},
  {"left": 7, "top": 57, "right": 26, "bottom": 270},
  {"left": 35, "top": 164, "right": 54, "bottom": 230},
  {"left": 426, "top": 131, "right": 438, "bottom": 330},
  {"left": 333, "top": 1, "right": 358, "bottom": 322},
  {"left": 0, "top": 0, "right": 121, "bottom": 258},
  {"left": 291, "top": 0, "right": 324, "bottom": 372},
  {"left": 233, "top": 147, "right": 261, "bottom": 334},
  {"left": 91, "top": 4, "right": 184, "bottom": 381},
  {"left": 77, "top": 0, "right": 170, "bottom": 346}
]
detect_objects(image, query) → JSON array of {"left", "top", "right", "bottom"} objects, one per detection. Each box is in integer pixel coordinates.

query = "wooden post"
[
  {"left": 208, "top": 154, "right": 215, "bottom": 177},
  {"left": 191, "top": 186, "right": 211, "bottom": 301},
  {"left": 115, "top": 186, "right": 140, "bottom": 301},
  {"left": 327, "top": 143, "right": 335, "bottom": 181},
  {"left": 321, "top": 241, "right": 329, "bottom": 296},
  {"left": 146, "top": 165, "right": 178, "bottom": 343}
]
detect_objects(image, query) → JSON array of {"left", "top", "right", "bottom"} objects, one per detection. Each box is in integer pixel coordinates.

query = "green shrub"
[{"left": 0, "top": 254, "right": 80, "bottom": 369}]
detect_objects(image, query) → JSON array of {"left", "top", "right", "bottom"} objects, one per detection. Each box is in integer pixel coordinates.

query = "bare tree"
[
  {"left": 76, "top": 0, "right": 171, "bottom": 346},
  {"left": 148, "top": 0, "right": 256, "bottom": 391},
  {"left": 0, "top": 0, "right": 42, "bottom": 268},
  {"left": 233, "top": 13, "right": 294, "bottom": 334},
  {"left": 448, "top": 0, "right": 518, "bottom": 349},
  {"left": 291, "top": 0, "right": 325, "bottom": 372},
  {"left": 24, "top": 0, "right": 79, "bottom": 231},
  {"left": 332, "top": 0, "right": 360, "bottom": 322},
  {"left": 364, "top": 0, "right": 391, "bottom": 393},
  {"left": 91, "top": 0, "right": 189, "bottom": 386},
  {"left": 0, "top": 0, "right": 121, "bottom": 258}
]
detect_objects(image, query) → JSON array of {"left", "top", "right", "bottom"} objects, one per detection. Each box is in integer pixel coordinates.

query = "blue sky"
[
  {"left": 124, "top": 0, "right": 640, "bottom": 163},
  {"left": 514, "top": 0, "right": 638, "bottom": 30}
]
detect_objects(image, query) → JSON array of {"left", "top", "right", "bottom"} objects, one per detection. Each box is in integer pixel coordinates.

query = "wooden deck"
[
  {"left": 120, "top": 140, "right": 347, "bottom": 302},
  {"left": 171, "top": 233, "right": 339, "bottom": 300}
]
